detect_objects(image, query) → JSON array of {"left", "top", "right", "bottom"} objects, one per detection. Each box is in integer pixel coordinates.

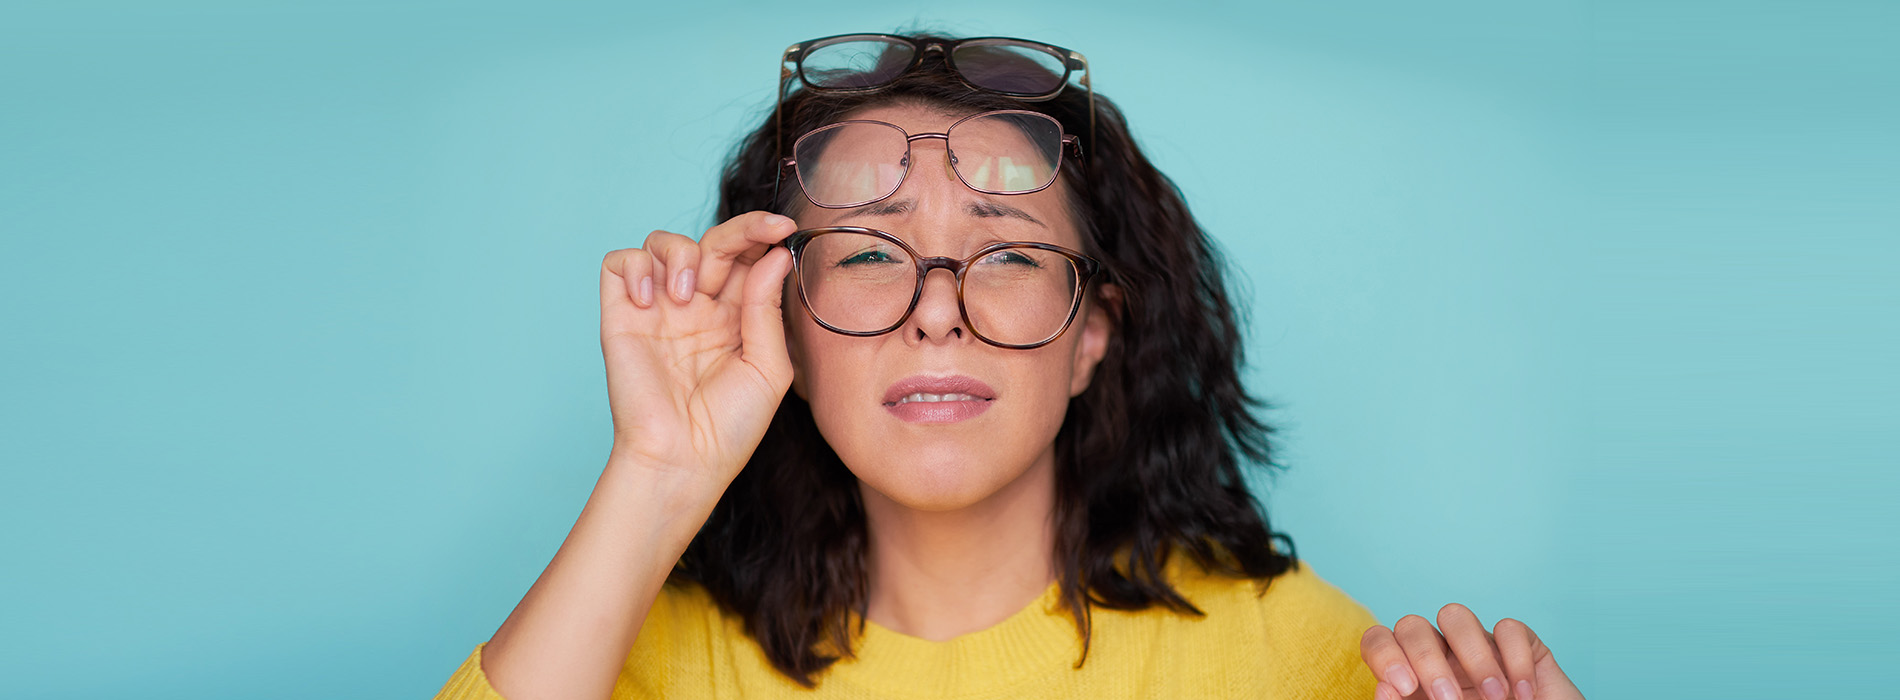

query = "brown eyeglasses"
[{"left": 783, "top": 226, "right": 1102, "bottom": 349}]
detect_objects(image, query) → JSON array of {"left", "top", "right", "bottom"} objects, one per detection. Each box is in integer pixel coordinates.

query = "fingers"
[
  {"left": 1501, "top": 618, "right": 1580, "bottom": 700},
  {"left": 1361, "top": 625, "right": 1421, "bottom": 698},
  {"left": 738, "top": 246, "right": 794, "bottom": 385},
  {"left": 635, "top": 212, "right": 798, "bottom": 308},
  {"left": 693, "top": 211, "right": 799, "bottom": 298},
  {"left": 644, "top": 229, "right": 701, "bottom": 304},
  {"left": 1394, "top": 614, "right": 1463, "bottom": 700},
  {"left": 601, "top": 247, "right": 656, "bottom": 310},
  {"left": 1439, "top": 604, "right": 1510, "bottom": 700},
  {"left": 1492, "top": 618, "right": 1539, "bottom": 700},
  {"left": 1370, "top": 610, "right": 1577, "bottom": 700},
  {"left": 1530, "top": 642, "right": 1578, "bottom": 700}
]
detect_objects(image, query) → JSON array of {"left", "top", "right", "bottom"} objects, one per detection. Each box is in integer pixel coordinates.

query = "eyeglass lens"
[
  {"left": 797, "top": 231, "right": 1082, "bottom": 347},
  {"left": 800, "top": 37, "right": 1068, "bottom": 95},
  {"left": 794, "top": 112, "right": 1063, "bottom": 208},
  {"left": 947, "top": 40, "right": 1068, "bottom": 95},
  {"left": 800, "top": 39, "right": 914, "bottom": 89}
]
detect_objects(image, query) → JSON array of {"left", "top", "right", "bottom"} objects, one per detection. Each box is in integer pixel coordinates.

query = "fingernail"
[
  {"left": 1375, "top": 682, "right": 1397, "bottom": 700},
  {"left": 1385, "top": 665, "right": 1417, "bottom": 696},
  {"left": 1432, "top": 678, "right": 1460, "bottom": 700},
  {"left": 1482, "top": 677, "right": 1506, "bottom": 700},
  {"left": 638, "top": 276, "right": 653, "bottom": 306},
  {"left": 764, "top": 213, "right": 791, "bottom": 227},
  {"left": 675, "top": 269, "right": 695, "bottom": 302},
  {"left": 1517, "top": 680, "right": 1534, "bottom": 700}
]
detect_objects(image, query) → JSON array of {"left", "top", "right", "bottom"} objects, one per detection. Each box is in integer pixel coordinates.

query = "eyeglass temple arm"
[
  {"left": 773, "top": 45, "right": 802, "bottom": 213},
  {"left": 776, "top": 59, "right": 795, "bottom": 165},
  {"left": 1068, "top": 51, "right": 1095, "bottom": 156},
  {"left": 770, "top": 156, "right": 802, "bottom": 214},
  {"left": 775, "top": 43, "right": 810, "bottom": 164}
]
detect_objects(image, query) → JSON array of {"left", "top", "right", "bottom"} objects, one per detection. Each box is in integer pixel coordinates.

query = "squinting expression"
[{"left": 786, "top": 102, "right": 1114, "bottom": 513}]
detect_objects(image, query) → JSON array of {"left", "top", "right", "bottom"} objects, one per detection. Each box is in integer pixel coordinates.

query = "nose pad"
[{"left": 903, "top": 134, "right": 957, "bottom": 189}]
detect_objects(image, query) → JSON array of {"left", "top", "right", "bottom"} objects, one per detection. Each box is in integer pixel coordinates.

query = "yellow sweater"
[{"left": 435, "top": 560, "right": 1377, "bottom": 699}]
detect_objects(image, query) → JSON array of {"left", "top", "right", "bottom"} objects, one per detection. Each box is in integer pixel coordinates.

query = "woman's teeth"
[{"left": 894, "top": 393, "right": 986, "bottom": 405}]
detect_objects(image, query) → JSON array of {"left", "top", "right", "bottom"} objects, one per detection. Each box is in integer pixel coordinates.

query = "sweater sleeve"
[
  {"left": 431, "top": 582, "right": 716, "bottom": 700},
  {"left": 432, "top": 643, "right": 505, "bottom": 700}
]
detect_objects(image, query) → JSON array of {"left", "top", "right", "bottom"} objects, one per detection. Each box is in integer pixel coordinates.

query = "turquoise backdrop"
[{"left": 3, "top": 1, "right": 1891, "bottom": 698}]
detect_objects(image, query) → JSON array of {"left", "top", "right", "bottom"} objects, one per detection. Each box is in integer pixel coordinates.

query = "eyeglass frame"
[
  {"left": 781, "top": 226, "right": 1103, "bottom": 350},
  {"left": 778, "top": 109, "right": 1083, "bottom": 210},
  {"left": 773, "top": 33, "right": 1096, "bottom": 165}
]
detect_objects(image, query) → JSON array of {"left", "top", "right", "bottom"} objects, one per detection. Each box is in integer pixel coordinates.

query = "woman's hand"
[
  {"left": 598, "top": 211, "right": 799, "bottom": 488},
  {"left": 1360, "top": 605, "right": 1582, "bottom": 700}
]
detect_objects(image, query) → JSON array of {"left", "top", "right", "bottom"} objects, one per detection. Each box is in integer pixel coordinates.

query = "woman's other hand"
[
  {"left": 598, "top": 211, "right": 798, "bottom": 487},
  {"left": 1360, "top": 604, "right": 1582, "bottom": 700}
]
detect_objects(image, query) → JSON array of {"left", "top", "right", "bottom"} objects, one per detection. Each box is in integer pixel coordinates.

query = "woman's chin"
[{"left": 852, "top": 452, "right": 1046, "bottom": 514}]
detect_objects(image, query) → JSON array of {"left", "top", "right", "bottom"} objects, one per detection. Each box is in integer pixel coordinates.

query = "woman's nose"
[{"left": 905, "top": 266, "right": 966, "bottom": 344}]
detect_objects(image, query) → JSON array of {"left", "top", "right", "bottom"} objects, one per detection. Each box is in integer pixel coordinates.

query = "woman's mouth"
[
  {"left": 883, "top": 375, "right": 996, "bottom": 424},
  {"left": 891, "top": 392, "right": 985, "bottom": 404}
]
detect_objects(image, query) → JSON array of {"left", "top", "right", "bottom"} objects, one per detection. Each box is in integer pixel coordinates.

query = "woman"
[{"left": 436, "top": 33, "right": 1583, "bottom": 700}]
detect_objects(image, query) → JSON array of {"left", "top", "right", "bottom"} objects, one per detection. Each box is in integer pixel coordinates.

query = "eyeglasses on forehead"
[
  {"left": 771, "top": 33, "right": 1096, "bottom": 164},
  {"left": 779, "top": 109, "right": 1082, "bottom": 210}
]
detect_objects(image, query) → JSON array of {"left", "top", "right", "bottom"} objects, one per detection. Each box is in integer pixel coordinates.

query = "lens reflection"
[
  {"left": 948, "top": 112, "right": 1061, "bottom": 194},
  {"left": 794, "top": 122, "right": 909, "bottom": 207}
]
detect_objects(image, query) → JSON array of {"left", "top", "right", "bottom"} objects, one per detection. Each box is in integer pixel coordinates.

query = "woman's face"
[{"left": 786, "top": 101, "right": 1114, "bottom": 513}]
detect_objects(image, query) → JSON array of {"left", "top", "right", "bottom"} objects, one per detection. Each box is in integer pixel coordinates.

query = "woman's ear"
[
  {"left": 784, "top": 279, "right": 810, "bottom": 400},
  {"left": 1069, "top": 283, "right": 1121, "bottom": 397},
  {"left": 789, "top": 349, "right": 809, "bottom": 400}
]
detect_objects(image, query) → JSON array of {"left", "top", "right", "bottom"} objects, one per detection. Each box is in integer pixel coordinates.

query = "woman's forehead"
[{"left": 837, "top": 101, "right": 968, "bottom": 131}]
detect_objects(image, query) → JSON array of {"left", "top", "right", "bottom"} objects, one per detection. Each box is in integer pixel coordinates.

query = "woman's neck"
[{"left": 859, "top": 453, "right": 1058, "bottom": 642}]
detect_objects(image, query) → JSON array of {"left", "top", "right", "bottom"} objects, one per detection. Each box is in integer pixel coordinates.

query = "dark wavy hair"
[{"left": 673, "top": 32, "right": 1297, "bottom": 687}]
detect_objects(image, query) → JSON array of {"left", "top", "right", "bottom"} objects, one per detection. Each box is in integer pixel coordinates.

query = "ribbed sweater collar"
[{"left": 825, "top": 580, "right": 1083, "bottom": 696}]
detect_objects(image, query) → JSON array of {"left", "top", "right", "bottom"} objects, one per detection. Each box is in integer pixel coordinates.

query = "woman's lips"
[{"left": 883, "top": 375, "right": 996, "bottom": 424}]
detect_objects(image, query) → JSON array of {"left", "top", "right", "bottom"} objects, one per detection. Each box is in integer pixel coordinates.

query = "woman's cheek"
[{"left": 1029, "top": 363, "right": 1076, "bottom": 444}]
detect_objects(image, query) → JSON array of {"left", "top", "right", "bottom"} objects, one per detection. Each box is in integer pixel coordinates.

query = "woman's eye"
[
  {"left": 983, "top": 251, "right": 1043, "bottom": 267},
  {"left": 839, "top": 250, "right": 897, "bottom": 266}
]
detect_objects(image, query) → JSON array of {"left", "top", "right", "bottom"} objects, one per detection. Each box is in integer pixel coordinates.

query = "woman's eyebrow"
[
  {"left": 966, "top": 201, "right": 1044, "bottom": 227},
  {"left": 839, "top": 199, "right": 912, "bottom": 220},
  {"left": 835, "top": 198, "right": 1045, "bottom": 228}
]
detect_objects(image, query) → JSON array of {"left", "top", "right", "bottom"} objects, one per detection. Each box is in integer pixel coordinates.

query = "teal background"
[{"left": 2, "top": 1, "right": 1892, "bottom": 698}]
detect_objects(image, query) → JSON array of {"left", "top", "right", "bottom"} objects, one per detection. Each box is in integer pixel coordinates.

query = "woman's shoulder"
[
  {"left": 629, "top": 577, "right": 760, "bottom": 653},
  {"left": 649, "top": 576, "right": 722, "bottom": 617},
  {"left": 1158, "top": 556, "right": 1380, "bottom": 697},
  {"left": 611, "top": 578, "right": 790, "bottom": 696},
  {"left": 1164, "top": 555, "right": 1378, "bottom": 638}
]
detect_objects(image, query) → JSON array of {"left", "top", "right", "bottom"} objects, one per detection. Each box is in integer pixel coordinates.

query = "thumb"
[{"left": 739, "top": 246, "right": 795, "bottom": 386}]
